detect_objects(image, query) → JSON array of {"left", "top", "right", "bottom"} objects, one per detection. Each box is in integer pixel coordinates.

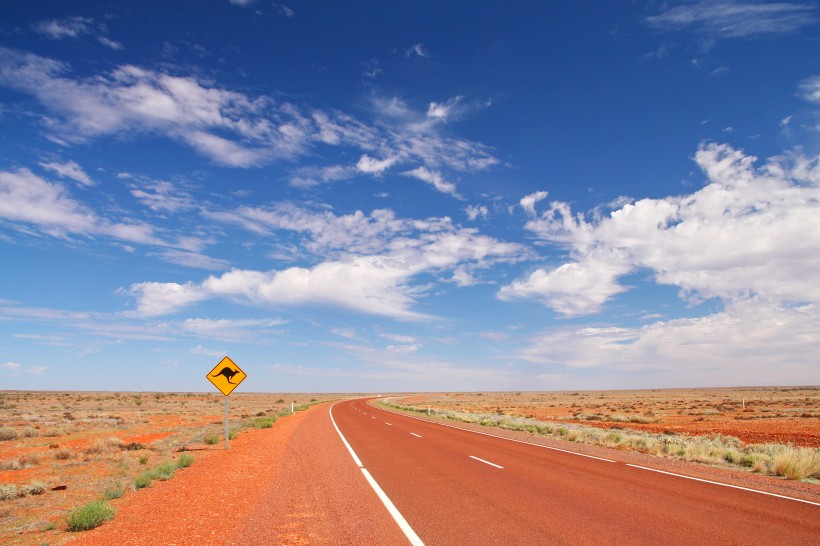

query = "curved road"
[{"left": 332, "top": 398, "right": 819, "bottom": 545}]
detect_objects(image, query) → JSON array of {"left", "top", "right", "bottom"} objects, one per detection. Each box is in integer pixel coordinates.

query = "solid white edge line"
[
  {"left": 329, "top": 402, "right": 425, "bottom": 546},
  {"left": 469, "top": 455, "right": 504, "bottom": 469},
  {"left": 368, "top": 400, "right": 614, "bottom": 463},
  {"left": 410, "top": 432, "right": 422, "bottom": 438},
  {"left": 330, "top": 402, "right": 363, "bottom": 468},
  {"left": 626, "top": 464, "right": 820, "bottom": 507},
  {"left": 361, "top": 468, "right": 425, "bottom": 546}
]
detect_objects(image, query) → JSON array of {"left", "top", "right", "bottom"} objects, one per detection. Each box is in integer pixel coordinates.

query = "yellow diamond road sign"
[{"left": 206, "top": 356, "right": 246, "bottom": 396}]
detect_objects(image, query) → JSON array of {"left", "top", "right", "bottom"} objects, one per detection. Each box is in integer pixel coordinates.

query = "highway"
[{"left": 331, "top": 398, "right": 820, "bottom": 545}]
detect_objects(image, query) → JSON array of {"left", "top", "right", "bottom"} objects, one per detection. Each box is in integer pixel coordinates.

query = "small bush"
[
  {"left": 147, "top": 461, "right": 175, "bottom": 481},
  {"left": 21, "top": 481, "right": 46, "bottom": 496},
  {"left": 0, "top": 428, "right": 18, "bottom": 441},
  {"left": 176, "top": 453, "right": 194, "bottom": 469},
  {"left": 203, "top": 434, "right": 219, "bottom": 445},
  {"left": 556, "top": 426, "right": 569, "bottom": 436},
  {"left": 103, "top": 482, "right": 125, "bottom": 500},
  {"left": 254, "top": 416, "right": 277, "bottom": 429},
  {"left": 66, "top": 500, "right": 116, "bottom": 531},
  {"left": 0, "top": 484, "right": 17, "bottom": 500},
  {"left": 774, "top": 446, "right": 820, "bottom": 480},
  {"left": 138, "top": 455, "right": 148, "bottom": 465},
  {"left": 134, "top": 474, "right": 152, "bottom": 489},
  {"left": 54, "top": 448, "right": 75, "bottom": 461}
]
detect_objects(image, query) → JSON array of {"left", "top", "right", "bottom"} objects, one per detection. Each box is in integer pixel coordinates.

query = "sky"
[{"left": 0, "top": 1, "right": 818, "bottom": 393}]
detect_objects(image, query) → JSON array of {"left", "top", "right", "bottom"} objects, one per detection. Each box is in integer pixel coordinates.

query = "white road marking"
[
  {"left": 369, "top": 401, "right": 615, "bottom": 463},
  {"left": 469, "top": 455, "right": 503, "bottom": 469},
  {"left": 410, "top": 433, "right": 422, "bottom": 438},
  {"left": 626, "top": 464, "right": 820, "bottom": 507},
  {"left": 329, "top": 403, "right": 425, "bottom": 545}
]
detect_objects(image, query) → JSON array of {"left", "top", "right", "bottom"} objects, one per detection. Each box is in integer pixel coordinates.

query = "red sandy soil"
[{"left": 400, "top": 387, "right": 820, "bottom": 447}]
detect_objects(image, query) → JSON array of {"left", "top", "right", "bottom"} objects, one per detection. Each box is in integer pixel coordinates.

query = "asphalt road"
[{"left": 332, "top": 398, "right": 820, "bottom": 545}]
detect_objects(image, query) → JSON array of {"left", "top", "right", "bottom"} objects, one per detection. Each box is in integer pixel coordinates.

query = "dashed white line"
[
  {"left": 329, "top": 403, "right": 425, "bottom": 545},
  {"left": 369, "top": 401, "right": 614, "bottom": 463},
  {"left": 410, "top": 433, "right": 422, "bottom": 438},
  {"left": 469, "top": 455, "right": 503, "bottom": 469}
]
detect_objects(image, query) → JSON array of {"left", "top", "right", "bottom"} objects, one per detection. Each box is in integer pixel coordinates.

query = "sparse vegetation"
[
  {"left": 378, "top": 396, "right": 820, "bottom": 482},
  {"left": 176, "top": 453, "right": 194, "bottom": 469},
  {"left": 66, "top": 500, "right": 116, "bottom": 531}
]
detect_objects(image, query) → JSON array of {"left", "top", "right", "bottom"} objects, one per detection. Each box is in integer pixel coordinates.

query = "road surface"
[{"left": 331, "top": 398, "right": 820, "bottom": 545}]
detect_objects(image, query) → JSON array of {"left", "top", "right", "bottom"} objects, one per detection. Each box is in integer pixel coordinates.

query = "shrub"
[
  {"left": 0, "top": 484, "right": 17, "bottom": 500},
  {"left": 774, "top": 446, "right": 820, "bottom": 480},
  {"left": 147, "top": 461, "right": 176, "bottom": 481},
  {"left": 138, "top": 455, "right": 148, "bottom": 465},
  {"left": 253, "top": 416, "right": 277, "bottom": 429},
  {"left": 21, "top": 481, "right": 46, "bottom": 496},
  {"left": 54, "top": 448, "right": 75, "bottom": 461},
  {"left": 203, "top": 434, "right": 219, "bottom": 445},
  {"left": 66, "top": 500, "right": 116, "bottom": 531},
  {"left": 0, "top": 428, "right": 18, "bottom": 441},
  {"left": 103, "top": 482, "right": 125, "bottom": 500},
  {"left": 176, "top": 453, "right": 194, "bottom": 469},
  {"left": 134, "top": 474, "right": 152, "bottom": 489}
]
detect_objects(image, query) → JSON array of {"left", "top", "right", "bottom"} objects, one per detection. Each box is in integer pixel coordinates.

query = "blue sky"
[{"left": 1, "top": 1, "right": 818, "bottom": 392}]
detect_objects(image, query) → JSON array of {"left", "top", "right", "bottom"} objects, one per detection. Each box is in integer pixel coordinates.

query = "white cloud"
[
  {"left": 519, "top": 190, "right": 548, "bottom": 216},
  {"left": 427, "top": 96, "right": 463, "bottom": 121},
  {"left": 2, "top": 361, "right": 21, "bottom": 371},
  {"left": 289, "top": 164, "right": 354, "bottom": 187},
  {"left": 465, "top": 204, "right": 488, "bottom": 221},
  {"left": 405, "top": 43, "right": 430, "bottom": 58},
  {"left": 158, "top": 250, "right": 230, "bottom": 271},
  {"left": 98, "top": 37, "right": 124, "bottom": 50},
  {"left": 127, "top": 215, "right": 525, "bottom": 319},
  {"left": 130, "top": 180, "right": 195, "bottom": 212},
  {"left": 1, "top": 361, "right": 46, "bottom": 375},
  {"left": 126, "top": 281, "right": 207, "bottom": 316},
  {"left": 500, "top": 142, "right": 820, "bottom": 316},
  {"left": 182, "top": 317, "right": 286, "bottom": 341},
  {"left": 402, "top": 166, "right": 462, "bottom": 198},
  {"left": 33, "top": 17, "right": 94, "bottom": 39},
  {"left": 800, "top": 76, "right": 820, "bottom": 104},
  {"left": 331, "top": 327, "right": 357, "bottom": 339},
  {"left": 515, "top": 301, "right": 820, "bottom": 388},
  {"left": 0, "top": 48, "right": 500, "bottom": 186},
  {"left": 356, "top": 154, "right": 399, "bottom": 174},
  {"left": 0, "top": 168, "right": 173, "bottom": 247},
  {"left": 646, "top": 1, "right": 817, "bottom": 38},
  {"left": 380, "top": 333, "right": 417, "bottom": 343},
  {"left": 40, "top": 160, "right": 94, "bottom": 186}
]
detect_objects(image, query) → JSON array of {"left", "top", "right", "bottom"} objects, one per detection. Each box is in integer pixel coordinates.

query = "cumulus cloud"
[
  {"left": 465, "top": 204, "right": 488, "bottom": 221},
  {"left": 646, "top": 1, "right": 817, "bottom": 39},
  {"left": 519, "top": 190, "right": 548, "bottom": 216},
  {"left": 514, "top": 301, "right": 820, "bottom": 387},
  {"left": 500, "top": 142, "right": 820, "bottom": 316},
  {"left": 127, "top": 209, "right": 525, "bottom": 319}
]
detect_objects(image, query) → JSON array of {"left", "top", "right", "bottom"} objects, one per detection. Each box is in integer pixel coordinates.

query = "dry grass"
[{"left": 379, "top": 395, "right": 820, "bottom": 482}]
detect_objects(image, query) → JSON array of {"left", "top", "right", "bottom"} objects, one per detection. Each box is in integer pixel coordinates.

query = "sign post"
[{"left": 206, "top": 356, "right": 247, "bottom": 450}]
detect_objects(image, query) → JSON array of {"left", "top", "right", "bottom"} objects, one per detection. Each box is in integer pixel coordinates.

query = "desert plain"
[{"left": 0, "top": 386, "right": 818, "bottom": 545}]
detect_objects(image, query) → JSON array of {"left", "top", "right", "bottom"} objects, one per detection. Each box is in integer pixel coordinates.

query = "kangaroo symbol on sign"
[{"left": 211, "top": 366, "right": 240, "bottom": 384}]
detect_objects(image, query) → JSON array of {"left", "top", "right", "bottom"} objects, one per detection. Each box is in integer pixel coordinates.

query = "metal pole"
[
  {"left": 292, "top": 401, "right": 294, "bottom": 414},
  {"left": 225, "top": 396, "right": 230, "bottom": 450}
]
